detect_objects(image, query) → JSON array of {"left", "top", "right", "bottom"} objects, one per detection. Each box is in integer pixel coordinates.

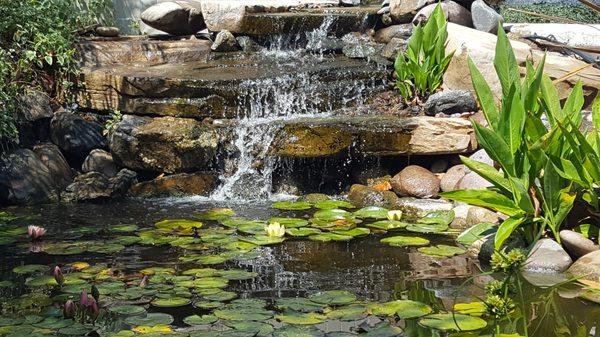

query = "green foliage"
[
  {"left": 499, "top": 4, "right": 600, "bottom": 24},
  {"left": 394, "top": 3, "right": 454, "bottom": 103},
  {"left": 0, "top": 0, "right": 113, "bottom": 144},
  {"left": 103, "top": 109, "right": 122, "bottom": 136},
  {"left": 441, "top": 26, "right": 587, "bottom": 250}
]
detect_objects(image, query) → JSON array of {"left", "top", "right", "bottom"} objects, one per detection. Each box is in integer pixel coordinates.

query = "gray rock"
[
  {"left": 33, "top": 143, "right": 73, "bottom": 190},
  {"left": 50, "top": 112, "right": 106, "bottom": 162},
  {"left": 374, "top": 24, "right": 413, "bottom": 43},
  {"left": 380, "top": 37, "right": 406, "bottom": 60},
  {"left": 82, "top": 149, "right": 118, "bottom": 178},
  {"left": 567, "top": 250, "right": 600, "bottom": 284},
  {"left": 141, "top": 0, "right": 205, "bottom": 36},
  {"left": 342, "top": 33, "right": 384, "bottom": 59},
  {"left": 211, "top": 30, "right": 240, "bottom": 52},
  {"left": 456, "top": 171, "right": 493, "bottom": 190},
  {"left": 307, "top": 37, "right": 345, "bottom": 54},
  {"left": 130, "top": 172, "right": 217, "bottom": 198},
  {"left": 440, "top": 164, "right": 469, "bottom": 192},
  {"left": 469, "top": 232, "right": 526, "bottom": 264},
  {"left": 450, "top": 204, "right": 472, "bottom": 229},
  {"left": 559, "top": 230, "right": 599, "bottom": 260},
  {"left": 412, "top": 1, "right": 473, "bottom": 27},
  {"left": 236, "top": 36, "right": 261, "bottom": 52},
  {"left": 396, "top": 197, "right": 453, "bottom": 220},
  {"left": 522, "top": 271, "right": 568, "bottom": 288},
  {"left": 524, "top": 239, "right": 572, "bottom": 273},
  {"left": 470, "top": 149, "right": 494, "bottom": 167},
  {"left": 62, "top": 169, "right": 137, "bottom": 203},
  {"left": 466, "top": 206, "right": 499, "bottom": 226},
  {"left": 0, "top": 149, "right": 58, "bottom": 205},
  {"left": 95, "top": 26, "right": 120, "bottom": 37},
  {"left": 391, "top": 165, "right": 440, "bottom": 198},
  {"left": 17, "top": 90, "right": 53, "bottom": 123},
  {"left": 471, "top": 0, "right": 502, "bottom": 34},
  {"left": 424, "top": 90, "right": 477, "bottom": 116},
  {"left": 340, "top": 0, "right": 361, "bottom": 6},
  {"left": 348, "top": 184, "right": 399, "bottom": 209}
]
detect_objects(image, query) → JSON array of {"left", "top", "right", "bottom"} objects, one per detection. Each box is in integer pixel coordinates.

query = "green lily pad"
[
  {"left": 204, "top": 291, "right": 238, "bottom": 301},
  {"left": 214, "top": 308, "right": 274, "bottom": 321},
  {"left": 184, "top": 314, "right": 218, "bottom": 325},
  {"left": 370, "top": 300, "right": 432, "bottom": 318},
  {"left": 332, "top": 227, "right": 370, "bottom": 237},
  {"left": 418, "top": 245, "right": 466, "bottom": 257},
  {"left": 125, "top": 313, "right": 174, "bottom": 326},
  {"left": 195, "top": 208, "right": 236, "bottom": 220},
  {"left": 196, "top": 254, "right": 229, "bottom": 265},
  {"left": 366, "top": 220, "right": 408, "bottom": 231},
  {"left": 325, "top": 304, "right": 367, "bottom": 321},
  {"left": 287, "top": 228, "right": 322, "bottom": 237},
  {"left": 109, "top": 305, "right": 147, "bottom": 316},
  {"left": 12, "top": 264, "right": 48, "bottom": 274},
  {"left": 363, "top": 323, "right": 403, "bottom": 336},
  {"left": 111, "top": 236, "right": 141, "bottom": 246},
  {"left": 0, "top": 281, "right": 13, "bottom": 288},
  {"left": 276, "top": 311, "right": 326, "bottom": 325},
  {"left": 193, "top": 301, "right": 224, "bottom": 309},
  {"left": 419, "top": 313, "right": 487, "bottom": 331},
  {"left": 273, "top": 326, "right": 325, "bottom": 337},
  {"left": 87, "top": 242, "right": 126, "bottom": 254},
  {"left": 313, "top": 209, "right": 353, "bottom": 221},
  {"left": 269, "top": 217, "right": 309, "bottom": 228},
  {"left": 418, "top": 210, "right": 455, "bottom": 226},
  {"left": 353, "top": 206, "right": 389, "bottom": 219},
  {"left": 275, "top": 298, "right": 326, "bottom": 312},
  {"left": 241, "top": 235, "right": 285, "bottom": 246},
  {"left": 406, "top": 222, "right": 449, "bottom": 233},
  {"left": 33, "top": 317, "right": 74, "bottom": 329},
  {"left": 58, "top": 323, "right": 95, "bottom": 335},
  {"left": 151, "top": 297, "right": 191, "bottom": 307},
  {"left": 308, "top": 233, "right": 353, "bottom": 242},
  {"left": 457, "top": 223, "right": 496, "bottom": 246},
  {"left": 454, "top": 302, "right": 487, "bottom": 316},
  {"left": 380, "top": 236, "right": 430, "bottom": 247},
  {"left": 111, "top": 224, "right": 139, "bottom": 233},
  {"left": 25, "top": 275, "right": 58, "bottom": 287},
  {"left": 226, "top": 321, "right": 274, "bottom": 336},
  {"left": 237, "top": 222, "right": 269, "bottom": 235},
  {"left": 272, "top": 201, "right": 312, "bottom": 211},
  {"left": 314, "top": 200, "right": 355, "bottom": 210},
  {"left": 309, "top": 290, "right": 357, "bottom": 305},
  {"left": 0, "top": 317, "right": 24, "bottom": 326},
  {"left": 155, "top": 219, "right": 203, "bottom": 231}
]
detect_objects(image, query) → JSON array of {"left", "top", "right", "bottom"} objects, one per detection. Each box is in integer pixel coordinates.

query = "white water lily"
[
  {"left": 265, "top": 222, "right": 286, "bottom": 237},
  {"left": 387, "top": 210, "right": 403, "bottom": 221}
]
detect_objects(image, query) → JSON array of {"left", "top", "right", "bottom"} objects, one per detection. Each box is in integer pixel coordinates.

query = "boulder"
[
  {"left": 389, "top": 0, "right": 434, "bottom": 23},
  {"left": 17, "top": 90, "right": 53, "bottom": 123},
  {"left": 50, "top": 112, "right": 106, "bottom": 163},
  {"left": 559, "top": 230, "right": 599, "bottom": 260},
  {"left": 391, "top": 165, "right": 440, "bottom": 198},
  {"left": 456, "top": 171, "right": 493, "bottom": 190},
  {"left": 380, "top": 37, "right": 406, "bottom": 60},
  {"left": 471, "top": 0, "right": 502, "bottom": 34},
  {"left": 33, "top": 143, "right": 73, "bottom": 190},
  {"left": 130, "top": 173, "right": 217, "bottom": 198},
  {"left": 211, "top": 30, "right": 240, "bottom": 52},
  {"left": 82, "top": 149, "right": 118, "bottom": 178},
  {"left": 340, "top": 0, "right": 361, "bottom": 5},
  {"left": 141, "top": 0, "right": 206, "bottom": 36},
  {"left": 109, "top": 115, "right": 228, "bottom": 174},
  {"left": 353, "top": 166, "right": 390, "bottom": 185},
  {"left": 95, "top": 26, "right": 120, "bottom": 37},
  {"left": 236, "top": 36, "right": 262, "bottom": 52},
  {"left": 466, "top": 206, "right": 499, "bottom": 226},
  {"left": 348, "top": 184, "right": 399, "bottom": 209},
  {"left": 374, "top": 24, "right": 413, "bottom": 43},
  {"left": 424, "top": 90, "right": 477, "bottom": 116},
  {"left": 0, "top": 149, "right": 58, "bottom": 205},
  {"left": 524, "top": 239, "right": 572, "bottom": 273},
  {"left": 567, "top": 250, "right": 600, "bottom": 285},
  {"left": 412, "top": 1, "right": 473, "bottom": 27},
  {"left": 396, "top": 197, "right": 453, "bottom": 219},
  {"left": 62, "top": 169, "right": 137, "bottom": 203},
  {"left": 450, "top": 203, "right": 472, "bottom": 229},
  {"left": 440, "top": 164, "right": 469, "bottom": 192},
  {"left": 469, "top": 149, "right": 494, "bottom": 167}
]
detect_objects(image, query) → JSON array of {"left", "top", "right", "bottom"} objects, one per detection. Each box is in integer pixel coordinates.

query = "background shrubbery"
[{"left": 0, "top": 0, "right": 113, "bottom": 145}]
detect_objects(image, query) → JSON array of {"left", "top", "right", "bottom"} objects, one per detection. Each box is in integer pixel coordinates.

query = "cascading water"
[{"left": 211, "top": 15, "right": 385, "bottom": 201}]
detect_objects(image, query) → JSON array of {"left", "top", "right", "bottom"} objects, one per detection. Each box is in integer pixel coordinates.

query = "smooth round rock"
[
  {"left": 211, "top": 30, "right": 240, "bottom": 52},
  {"left": 440, "top": 164, "right": 469, "bottom": 192},
  {"left": 559, "top": 230, "right": 599, "bottom": 260},
  {"left": 524, "top": 239, "right": 572, "bottom": 273},
  {"left": 412, "top": 1, "right": 473, "bottom": 27},
  {"left": 567, "top": 250, "right": 600, "bottom": 284},
  {"left": 456, "top": 171, "right": 493, "bottom": 190},
  {"left": 391, "top": 165, "right": 440, "bottom": 198},
  {"left": 466, "top": 206, "right": 499, "bottom": 226},
  {"left": 424, "top": 90, "right": 477, "bottom": 116},
  {"left": 96, "top": 26, "right": 120, "bottom": 37},
  {"left": 82, "top": 149, "right": 118, "bottom": 178},
  {"left": 471, "top": 0, "right": 503, "bottom": 34}
]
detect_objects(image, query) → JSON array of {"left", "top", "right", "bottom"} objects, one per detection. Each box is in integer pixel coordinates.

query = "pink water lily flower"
[
  {"left": 53, "top": 266, "right": 64, "bottom": 286},
  {"left": 63, "top": 300, "right": 76, "bottom": 318},
  {"left": 27, "top": 225, "right": 47, "bottom": 240}
]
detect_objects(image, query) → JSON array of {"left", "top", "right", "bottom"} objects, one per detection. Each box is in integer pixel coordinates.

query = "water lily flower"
[
  {"left": 265, "top": 222, "right": 285, "bottom": 237},
  {"left": 53, "top": 266, "right": 64, "bottom": 286},
  {"left": 139, "top": 275, "right": 149, "bottom": 288},
  {"left": 63, "top": 300, "right": 76, "bottom": 318},
  {"left": 27, "top": 225, "right": 47, "bottom": 240},
  {"left": 80, "top": 290, "right": 89, "bottom": 308},
  {"left": 88, "top": 298, "right": 100, "bottom": 318},
  {"left": 387, "top": 210, "right": 403, "bottom": 221}
]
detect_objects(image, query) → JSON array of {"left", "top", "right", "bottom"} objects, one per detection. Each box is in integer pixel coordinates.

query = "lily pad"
[
  {"left": 418, "top": 210, "right": 455, "bottom": 226},
  {"left": 418, "top": 245, "right": 466, "bottom": 257},
  {"left": 406, "top": 222, "right": 449, "bottom": 233},
  {"left": 226, "top": 321, "right": 275, "bottom": 336},
  {"left": 314, "top": 200, "right": 355, "bottom": 210},
  {"left": 370, "top": 300, "right": 432, "bottom": 318},
  {"left": 131, "top": 324, "right": 173, "bottom": 334},
  {"left": 151, "top": 297, "right": 191, "bottom": 307},
  {"left": 184, "top": 314, "right": 218, "bottom": 326},
  {"left": 125, "top": 313, "right": 174, "bottom": 326},
  {"left": 195, "top": 208, "right": 236, "bottom": 220},
  {"left": 419, "top": 313, "right": 487, "bottom": 331},
  {"left": 275, "top": 311, "right": 326, "bottom": 325},
  {"left": 204, "top": 291, "right": 238, "bottom": 301},
  {"left": 196, "top": 254, "right": 229, "bottom": 265},
  {"left": 214, "top": 308, "right": 274, "bottom": 321},
  {"left": 275, "top": 298, "right": 326, "bottom": 313},
  {"left": 332, "top": 228, "right": 370, "bottom": 237},
  {"left": 12, "top": 264, "right": 48, "bottom": 274},
  {"left": 313, "top": 209, "right": 353, "bottom": 222},
  {"left": 155, "top": 219, "right": 203, "bottom": 231},
  {"left": 241, "top": 235, "right": 285, "bottom": 246},
  {"left": 272, "top": 326, "right": 325, "bottom": 337},
  {"left": 325, "top": 304, "right": 367, "bottom": 321},
  {"left": 272, "top": 201, "right": 312, "bottom": 211},
  {"left": 308, "top": 233, "right": 352, "bottom": 242},
  {"left": 363, "top": 323, "right": 403, "bottom": 336},
  {"left": 366, "top": 220, "right": 408, "bottom": 231},
  {"left": 380, "top": 236, "right": 430, "bottom": 247},
  {"left": 287, "top": 228, "right": 322, "bottom": 237},
  {"left": 269, "top": 217, "right": 309, "bottom": 228},
  {"left": 309, "top": 290, "right": 357, "bottom": 305},
  {"left": 454, "top": 302, "right": 487, "bottom": 316},
  {"left": 109, "top": 305, "right": 146, "bottom": 316},
  {"left": 111, "top": 224, "right": 139, "bottom": 233},
  {"left": 353, "top": 206, "right": 389, "bottom": 219}
]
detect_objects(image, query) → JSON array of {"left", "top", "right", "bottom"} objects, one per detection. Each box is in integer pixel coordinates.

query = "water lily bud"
[
  {"left": 88, "top": 298, "right": 100, "bottom": 318},
  {"left": 27, "top": 225, "right": 47, "bottom": 240},
  {"left": 53, "top": 266, "right": 64, "bottom": 286},
  {"left": 80, "top": 290, "right": 89, "bottom": 308},
  {"left": 387, "top": 210, "right": 403, "bottom": 221},
  {"left": 265, "top": 222, "right": 285, "bottom": 238},
  {"left": 91, "top": 285, "right": 100, "bottom": 302},
  {"left": 63, "top": 299, "right": 76, "bottom": 318},
  {"left": 139, "top": 275, "right": 149, "bottom": 288}
]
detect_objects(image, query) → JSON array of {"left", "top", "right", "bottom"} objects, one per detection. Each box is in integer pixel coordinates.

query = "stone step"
[
  {"left": 109, "top": 114, "right": 477, "bottom": 174},
  {"left": 77, "top": 54, "right": 388, "bottom": 119}
]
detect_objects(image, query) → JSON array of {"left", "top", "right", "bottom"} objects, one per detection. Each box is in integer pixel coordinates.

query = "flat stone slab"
[
  {"left": 77, "top": 55, "right": 387, "bottom": 118},
  {"left": 110, "top": 114, "right": 476, "bottom": 173}
]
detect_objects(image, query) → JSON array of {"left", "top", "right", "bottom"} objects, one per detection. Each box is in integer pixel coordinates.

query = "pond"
[{"left": 0, "top": 198, "right": 598, "bottom": 337}]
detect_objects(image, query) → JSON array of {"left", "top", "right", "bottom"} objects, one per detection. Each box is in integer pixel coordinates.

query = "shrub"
[
  {"left": 0, "top": 0, "right": 113, "bottom": 145},
  {"left": 394, "top": 3, "right": 454, "bottom": 104}
]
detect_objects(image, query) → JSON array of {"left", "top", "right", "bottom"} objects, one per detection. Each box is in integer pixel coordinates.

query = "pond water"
[{"left": 0, "top": 199, "right": 598, "bottom": 337}]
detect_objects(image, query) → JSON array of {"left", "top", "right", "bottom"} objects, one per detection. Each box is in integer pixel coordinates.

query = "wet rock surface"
[
  {"left": 348, "top": 184, "right": 399, "bottom": 208},
  {"left": 50, "top": 112, "right": 106, "bottom": 163},
  {"left": 0, "top": 149, "right": 59, "bottom": 205},
  {"left": 374, "top": 23, "right": 412, "bottom": 43},
  {"left": 396, "top": 197, "right": 453, "bottom": 219},
  {"left": 559, "top": 230, "right": 599, "bottom": 260},
  {"left": 82, "top": 149, "right": 118, "bottom": 178},
  {"left": 62, "top": 169, "right": 137, "bottom": 203},
  {"left": 211, "top": 30, "right": 240, "bottom": 52},
  {"left": 391, "top": 165, "right": 440, "bottom": 198},
  {"left": 33, "top": 143, "right": 73, "bottom": 190},
  {"left": 130, "top": 173, "right": 218, "bottom": 198},
  {"left": 141, "top": 0, "right": 205, "bottom": 36},
  {"left": 524, "top": 239, "right": 572, "bottom": 273},
  {"left": 424, "top": 90, "right": 477, "bottom": 116}
]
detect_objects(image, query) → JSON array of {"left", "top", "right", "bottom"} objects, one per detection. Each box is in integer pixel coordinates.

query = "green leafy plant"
[
  {"left": 440, "top": 27, "right": 586, "bottom": 250},
  {"left": 103, "top": 109, "right": 122, "bottom": 136},
  {"left": 394, "top": 3, "right": 454, "bottom": 104}
]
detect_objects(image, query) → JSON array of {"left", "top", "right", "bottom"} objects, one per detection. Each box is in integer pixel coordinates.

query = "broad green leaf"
[
  {"left": 468, "top": 57, "right": 499, "bottom": 127},
  {"left": 472, "top": 122, "right": 515, "bottom": 175},
  {"left": 460, "top": 156, "right": 511, "bottom": 194},
  {"left": 441, "top": 189, "right": 522, "bottom": 216},
  {"left": 494, "top": 216, "right": 524, "bottom": 250}
]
